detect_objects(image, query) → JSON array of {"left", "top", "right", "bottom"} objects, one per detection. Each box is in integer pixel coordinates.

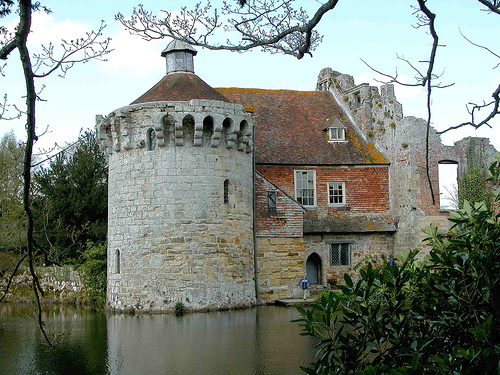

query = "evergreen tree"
[
  {"left": 33, "top": 129, "right": 107, "bottom": 264},
  {"left": 0, "top": 131, "right": 26, "bottom": 253}
]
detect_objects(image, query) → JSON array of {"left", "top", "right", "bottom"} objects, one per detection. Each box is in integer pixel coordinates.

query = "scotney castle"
[{"left": 96, "top": 40, "right": 498, "bottom": 312}]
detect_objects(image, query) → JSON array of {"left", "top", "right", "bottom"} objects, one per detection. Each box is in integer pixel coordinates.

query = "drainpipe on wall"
[{"left": 252, "top": 127, "right": 259, "bottom": 302}]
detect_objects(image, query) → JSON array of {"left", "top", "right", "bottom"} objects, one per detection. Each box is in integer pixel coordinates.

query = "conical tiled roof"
[{"left": 131, "top": 72, "right": 229, "bottom": 104}]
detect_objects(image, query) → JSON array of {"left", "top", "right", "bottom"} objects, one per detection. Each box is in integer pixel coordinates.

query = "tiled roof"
[
  {"left": 216, "top": 88, "right": 388, "bottom": 165},
  {"left": 132, "top": 72, "right": 229, "bottom": 104}
]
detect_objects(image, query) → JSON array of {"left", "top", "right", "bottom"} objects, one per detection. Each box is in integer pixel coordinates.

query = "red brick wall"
[
  {"left": 257, "top": 164, "right": 390, "bottom": 221},
  {"left": 255, "top": 173, "right": 304, "bottom": 237}
]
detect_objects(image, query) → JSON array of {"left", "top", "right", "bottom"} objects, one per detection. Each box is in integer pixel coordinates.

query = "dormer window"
[
  {"left": 325, "top": 118, "right": 347, "bottom": 142},
  {"left": 328, "top": 127, "right": 345, "bottom": 141}
]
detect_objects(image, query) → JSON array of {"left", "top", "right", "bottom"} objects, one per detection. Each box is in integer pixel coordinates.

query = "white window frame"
[
  {"left": 327, "top": 127, "right": 345, "bottom": 141},
  {"left": 330, "top": 243, "right": 351, "bottom": 267},
  {"left": 328, "top": 182, "right": 346, "bottom": 206},
  {"left": 294, "top": 170, "right": 316, "bottom": 207}
]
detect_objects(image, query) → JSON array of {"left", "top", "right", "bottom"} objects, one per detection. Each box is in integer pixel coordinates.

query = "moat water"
[{"left": 0, "top": 304, "right": 317, "bottom": 374}]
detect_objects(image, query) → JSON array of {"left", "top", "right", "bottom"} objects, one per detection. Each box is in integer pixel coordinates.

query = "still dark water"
[{"left": 0, "top": 304, "right": 317, "bottom": 375}]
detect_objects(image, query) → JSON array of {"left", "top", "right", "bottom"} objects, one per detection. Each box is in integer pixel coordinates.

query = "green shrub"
[
  {"left": 326, "top": 275, "right": 338, "bottom": 288},
  {"left": 80, "top": 241, "right": 107, "bottom": 308},
  {"left": 295, "top": 155, "right": 500, "bottom": 374},
  {"left": 175, "top": 302, "right": 185, "bottom": 316},
  {"left": 0, "top": 251, "right": 20, "bottom": 277}
]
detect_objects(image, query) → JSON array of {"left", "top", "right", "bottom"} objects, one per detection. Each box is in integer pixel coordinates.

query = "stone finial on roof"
[{"left": 161, "top": 39, "right": 198, "bottom": 75}]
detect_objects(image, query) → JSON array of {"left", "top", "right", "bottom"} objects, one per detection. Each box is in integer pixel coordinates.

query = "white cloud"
[
  {"left": 100, "top": 27, "right": 164, "bottom": 77},
  {"left": 28, "top": 12, "right": 91, "bottom": 46},
  {"left": 16, "top": 12, "right": 165, "bottom": 78}
]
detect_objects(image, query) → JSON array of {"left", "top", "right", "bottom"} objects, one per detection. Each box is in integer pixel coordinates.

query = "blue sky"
[{"left": 1, "top": 0, "right": 499, "bottom": 155}]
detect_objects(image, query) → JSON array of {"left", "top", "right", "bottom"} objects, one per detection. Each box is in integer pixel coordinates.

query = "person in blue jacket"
[{"left": 298, "top": 275, "right": 311, "bottom": 300}]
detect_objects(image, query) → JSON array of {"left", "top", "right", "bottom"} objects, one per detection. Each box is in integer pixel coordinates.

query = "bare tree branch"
[
  {"left": 0, "top": 38, "right": 17, "bottom": 60},
  {"left": 459, "top": 28, "right": 500, "bottom": 62},
  {"left": 30, "top": 138, "right": 80, "bottom": 168},
  {"left": 1, "top": 0, "right": 111, "bottom": 346},
  {"left": 0, "top": 93, "right": 23, "bottom": 120},
  {"left": 477, "top": 0, "right": 500, "bottom": 15},
  {"left": 0, "top": 254, "right": 27, "bottom": 302},
  {"left": 438, "top": 83, "right": 500, "bottom": 134},
  {"left": 437, "top": 24, "right": 500, "bottom": 134},
  {"left": 117, "top": 0, "right": 340, "bottom": 59},
  {"left": 415, "top": 0, "right": 439, "bottom": 206},
  {"left": 32, "top": 21, "right": 112, "bottom": 78}
]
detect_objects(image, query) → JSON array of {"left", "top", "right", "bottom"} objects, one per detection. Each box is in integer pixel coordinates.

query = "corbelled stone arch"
[
  {"left": 222, "top": 117, "right": 236, "bottom": 149},
  {"left": 237, "top": 120, "right": 251, "bottom": 152},
  {"left": 139, "top": 117, "right": 154, "bottom": 150},
  {"left": 202, "top": 115, "right": 214, "bottom": 147},
  {"left": 159, "top": 113, "right": 176, "bottom": 148},
  {"left": 209, "top": 114, "right": 225, "bottom": 148},
  {"left": 96, "top": 116, "right": 113, "bottom": 154},
  {"left": 182, "top": 114, "right": 195, "bottom": 146}
]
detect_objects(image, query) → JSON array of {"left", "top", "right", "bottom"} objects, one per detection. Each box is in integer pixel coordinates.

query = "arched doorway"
[{"left": 306, "top": 253, "right": 322, "bottom": 285}]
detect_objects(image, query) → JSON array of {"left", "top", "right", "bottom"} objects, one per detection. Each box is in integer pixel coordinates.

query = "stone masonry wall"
[
  {"left": 98, "top": 100, "right": 256, "bottom": 312},
  {"left": 0, "top": 266, "right": 86, "bottom": 303},
  {"left": 304, "top": 232, "right": 394, "bottom": 285},
  {"left": 256, "top": 237, "right": 305, "bottom": 301}
]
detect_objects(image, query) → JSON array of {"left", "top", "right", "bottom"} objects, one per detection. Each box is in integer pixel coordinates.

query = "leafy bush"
[
  {"left": 295, "top": 155, "right": 500, "bottom": 374},
  {"left": 0, "top": 251, "right": 20, "bottom": 277},
  {"left": 175, "top": 302, "right": 185, "bottom": 316},
  {"left": 327, "top": 275, "right": 338, "bottom": 288},
  {"left": 80, "top": 241, "right": 107, "bottom": 308}
]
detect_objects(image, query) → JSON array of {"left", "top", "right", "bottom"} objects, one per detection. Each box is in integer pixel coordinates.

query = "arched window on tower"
[
  {"left": 224, "top": 179, "right": 229, "bottom": 204},
  {"left": 115, "top": 249, "right": 121, "bottom": 274},
  {"left": 147, "top": 128, "right": 157, "bottom": 150}
]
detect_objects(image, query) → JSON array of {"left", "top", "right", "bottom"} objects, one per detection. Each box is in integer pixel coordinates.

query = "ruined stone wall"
[
  {"left": 97, "top": 100, "right": 256, "bottom": 312},
  {"left": 1, "top": 266, "right": 86, "bottom": 303},
  {"left": 317, "top": 67, "right": 498, "bottom": 255}
]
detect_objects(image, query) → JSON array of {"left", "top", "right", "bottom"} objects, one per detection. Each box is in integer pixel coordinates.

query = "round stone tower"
[{"left": 96, "top": 41, "right": 256, "bottom": 312}]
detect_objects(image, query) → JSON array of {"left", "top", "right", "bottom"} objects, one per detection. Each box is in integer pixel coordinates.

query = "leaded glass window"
[
  {"left": 328, "top": 127, "right": 345, "bottom": 141},
  {"left": 330, "top": 243, "right": 350, "bottom": 266}
]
